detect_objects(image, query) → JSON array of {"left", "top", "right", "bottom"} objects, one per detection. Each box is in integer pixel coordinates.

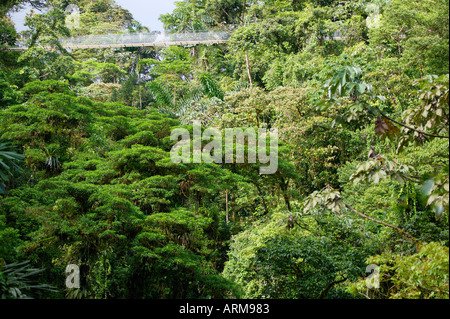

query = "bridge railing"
[{"left": 8, "top": 31, "right": 231, "bottom": 50}]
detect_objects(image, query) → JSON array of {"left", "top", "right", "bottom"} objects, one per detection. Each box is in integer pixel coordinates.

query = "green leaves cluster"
[
  {"left": 0, "top": 0, "right": 449, "bottom": 300},
  {"left": 348, "top": 242, "right": 449, "bottom": 299},
  {"left": 0, "top": 140, "right": 24, "bottom": 194}
]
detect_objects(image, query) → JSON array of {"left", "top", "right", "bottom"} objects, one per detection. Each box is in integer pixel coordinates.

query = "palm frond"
[
  {"left": 176, "top": 86, "right": 204, "bottom": 118},
  {"left": 199, "top": 73, "right": 224, "bottom": 100},
  {"left": 147, "top": 81, "right": 174, "bottom": 111},
  {"left": 1, "top": 261, "right": 58, "bottom": 299},
  {"left": 0, "top": 140, "right": 24, "bottom": 194}
]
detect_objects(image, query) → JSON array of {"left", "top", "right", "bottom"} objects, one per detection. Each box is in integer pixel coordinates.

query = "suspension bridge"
[
  {"left": 6, "top": 31, "right": 232, "bottom": 51},
  {"left": 5, "top": 30, "right": 355, "bottom": 51}
]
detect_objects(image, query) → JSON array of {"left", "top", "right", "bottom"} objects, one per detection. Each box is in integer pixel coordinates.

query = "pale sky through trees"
[
  {"left": 114, "top": 0, "right": 176, "bottom": 31},
  {"left": 9, "top": 0, "right": 177, "bottom": 32}
]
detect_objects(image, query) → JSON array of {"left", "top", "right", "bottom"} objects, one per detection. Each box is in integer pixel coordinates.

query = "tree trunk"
[
  {"left": 138, "top": 52, "right": 142, "bottom": 110},
  {"left": 280, "top": 179, "right": 292, "bottom": 211},
  {"left": 255, "top": 183, "right": 270, "bottom": 216},
  {"left": 245, "top": 50, "right": 253, "bottom": 87},
  {"left": 226, "top": 189, "right": 229, "bottom": 223},
  {"left": 283, "top": 192, "right": 292, "bottom": 212}
]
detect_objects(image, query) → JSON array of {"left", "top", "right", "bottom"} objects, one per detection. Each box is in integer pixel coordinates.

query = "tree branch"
[
  {"left": 377, "top": 108, "right": 449, "bottom": 139},
  {"left": 319, "top": 276, "right": 348, "bottom": 299},
  {"left": 344, "top": 203, "right": 420, "bottom": 244}
]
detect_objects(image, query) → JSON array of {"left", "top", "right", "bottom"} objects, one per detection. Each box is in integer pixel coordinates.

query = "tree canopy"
[{"left": 0, "top": 0, "right": 448, "bottom": 300}]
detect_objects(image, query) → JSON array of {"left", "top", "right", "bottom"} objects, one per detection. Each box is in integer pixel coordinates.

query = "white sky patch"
[{"left": 9, "top": 0, "right": 177, "bottom": 32}]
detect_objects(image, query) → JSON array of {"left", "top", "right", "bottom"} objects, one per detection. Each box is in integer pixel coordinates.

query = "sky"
[
  {"left": 9, "top": 0, "right": 177, "bottom": 32},
  {"left": 114, "top": 0, "right": 176, "bottom": 31}
]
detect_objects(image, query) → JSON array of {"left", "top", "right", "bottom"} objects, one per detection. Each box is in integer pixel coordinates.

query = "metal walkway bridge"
[{"left": 7, "top": 31, "right": 231, "bottom": 51}]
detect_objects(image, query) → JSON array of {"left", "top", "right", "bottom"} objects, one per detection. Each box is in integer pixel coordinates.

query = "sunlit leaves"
[
  {"left": 399, "top": 74, "right": 449, "bottom": 147},
  {"left": 421, "top": 166, "right": 450, "bottom": 219},
  {"left": 323, "top": 66, "right": 365, "bottom": 98},
  {"left": 73, "top": 60, "right": 127, "bottom": 84},
  {"left": 317, "top": 66, "right": 381, "bottom": 128},
  {"left": 350, "top": 157, "right": 414, "bottom": 185},
  {"left": 349, "top": 242, "right": 449, "bottom": 299},
  {"left": 160, "top": 0, "right": 212, "bottom": 33},
  {"left": 303, "top": 187, "right": 344, "bottom": 214},
  {"left": 0, "top": 71, "right": 20, "bottom": 107}
]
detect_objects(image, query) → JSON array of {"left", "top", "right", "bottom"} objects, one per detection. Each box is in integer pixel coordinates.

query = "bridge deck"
[
  {"left": 7, "top": 32, "right": 231, "bottom": 51},
  {"left": 6, "top": 31, "right": 363, "bottom": 51}
]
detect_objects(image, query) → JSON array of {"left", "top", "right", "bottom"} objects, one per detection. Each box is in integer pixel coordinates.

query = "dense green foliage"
[{"left": 0, "top": 0, "right": 448, "bottom": 299}]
